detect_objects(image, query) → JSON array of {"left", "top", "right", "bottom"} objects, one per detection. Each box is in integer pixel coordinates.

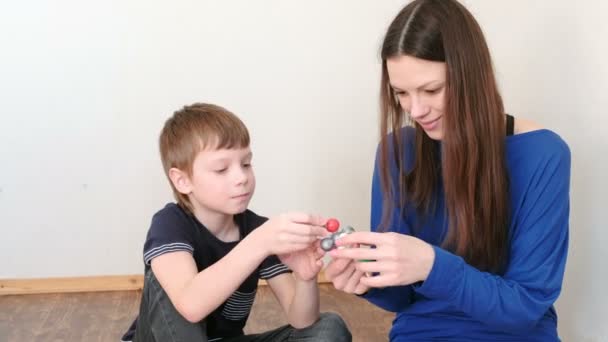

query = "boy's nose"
[{"left": 234, "top": 168, "right": 249, "bottom": 185}]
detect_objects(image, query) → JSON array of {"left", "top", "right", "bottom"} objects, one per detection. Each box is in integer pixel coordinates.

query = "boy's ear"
[{"left": 168, "top": 168, "right": 193, "bottom": 194}]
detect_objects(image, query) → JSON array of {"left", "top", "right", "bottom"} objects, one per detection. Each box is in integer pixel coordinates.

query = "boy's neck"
[{"left": 191, "top": 206, "right": 239, "bottom": 242}]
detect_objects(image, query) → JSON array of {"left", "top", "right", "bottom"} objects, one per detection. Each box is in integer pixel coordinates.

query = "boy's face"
[{"left": 187, "top": 146, "right": 255, "bottom": 215}]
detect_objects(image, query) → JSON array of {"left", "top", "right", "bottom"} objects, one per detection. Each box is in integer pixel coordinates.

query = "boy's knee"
[
  {"left": 315, "top": 312, "right": 352, "bottom": 342},
  {"left": 319, "top": 312, "right": 346, "bottom": 325}
]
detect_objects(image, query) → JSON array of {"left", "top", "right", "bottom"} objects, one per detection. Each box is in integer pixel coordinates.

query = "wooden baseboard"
[
  {"left": 0, "top": 272, "right": 330, "bottom": 296},
  {"left": 0, "top": 275, "right": 144, "bottom": 296}
]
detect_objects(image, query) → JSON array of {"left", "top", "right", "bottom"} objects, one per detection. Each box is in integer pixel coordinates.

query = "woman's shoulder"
[
  {"left": 506, "top": 118, "right": 571, "bottom": 179},
  {"left": 514, "top": 117, "right": 543, "bottom": 135},
  {"left": 508, "top": 117, "right": 570, "bottom": 155}
]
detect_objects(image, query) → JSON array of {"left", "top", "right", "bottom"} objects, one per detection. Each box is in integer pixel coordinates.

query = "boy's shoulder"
[
  {"left": 145, "top": 203, "right": 200, "bottom": 244},
  {"left": 143, "top": 203, "right": 198, "bottom": 266},
  {"left": 153, "top": 202, "right": 186, "bottom": 217},
  {"left": 150, "top": 203, "right": 192, "bottom": 229},
  {"left": 145, "top": 204, "right": 270, "bottom": 242}
]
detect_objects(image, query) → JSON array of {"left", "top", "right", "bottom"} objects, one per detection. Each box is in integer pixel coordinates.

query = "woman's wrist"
[{"left": 419, "top": 242, "right": 436, "bottom": 282}]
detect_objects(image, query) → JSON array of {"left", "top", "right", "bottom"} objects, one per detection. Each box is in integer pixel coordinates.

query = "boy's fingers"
[
  {"left": 290, "top": 223, "right": 328, "bottom": 237},
  {"left": 287, "top": 212, "right": 326, "bottom": 226},
  {"left": 283, "top": 242, "right": 310, "bottom": 253},
  {"left": 314, "top": 247, "right": 326, "bottom": 260},
  {"left": 344, "top": 270, "right": 364, "bottom": 293},
  {"left": 354, "top": 283, "right": 369, "bottom": 295},
  {"left": 288, "top": 235, "right": 318, "bottom": 244},
  {"left": 324, "top": 258, "right": 351, "bottom": 279}
]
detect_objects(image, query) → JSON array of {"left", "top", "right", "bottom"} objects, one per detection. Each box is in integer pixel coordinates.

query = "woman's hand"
[{"left": 328, "top": 231, "right": 435, "bottom": 288}]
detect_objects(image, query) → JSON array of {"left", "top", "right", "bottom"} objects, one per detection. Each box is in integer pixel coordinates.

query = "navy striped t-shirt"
[{"left": 123, "top": 203, "right": 291, "bottom": 340}]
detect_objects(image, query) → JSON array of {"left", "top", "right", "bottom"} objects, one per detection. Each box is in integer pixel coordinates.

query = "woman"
[{"left": 325, "top": 0, "right": 570, "bottom": 340}]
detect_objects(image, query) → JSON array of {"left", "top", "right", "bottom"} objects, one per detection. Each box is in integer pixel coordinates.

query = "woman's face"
[{"left": 387, "top": 55, "right": 447, "bottom": 140}]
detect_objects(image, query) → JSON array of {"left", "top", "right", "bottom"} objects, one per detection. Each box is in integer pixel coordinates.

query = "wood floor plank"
[{"left": 0, "top": 285, "right": 392, "bottom": 342}]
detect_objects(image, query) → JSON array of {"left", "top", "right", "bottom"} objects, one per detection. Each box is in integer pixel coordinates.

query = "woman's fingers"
[
  {"left": 329, "top": 246, "right": 379, "bottom": 260},
  {"left": 354, "top": 260, "right": 389, "bottom": 273},
  {"left": 334, "top": 231, "right": 384, "bottom": 247},
  {"left": 360, "top": 273, "right": 393, "bottom": 288}
]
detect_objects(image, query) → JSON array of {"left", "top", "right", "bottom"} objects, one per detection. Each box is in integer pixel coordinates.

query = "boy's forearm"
[
  {"left": 179, "top": 233, "right": 267, "bottom": 322},
  {"left": 286, "top": 277, "right": 320, "bottom": 328}
]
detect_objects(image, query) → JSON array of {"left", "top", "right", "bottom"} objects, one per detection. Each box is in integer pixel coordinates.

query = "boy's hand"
[
  {"left": 278, "top": 241, "right": 325, "bottom": 281},
  {"left": 324, "top": 257, "right": 370, "bottom": 295},
  {"left": 256, "top": 212, "right": 328, "bottom": 256}
]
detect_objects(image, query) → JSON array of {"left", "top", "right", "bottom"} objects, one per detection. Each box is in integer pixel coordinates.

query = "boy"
[{"left": 121, "top": 103, "right": 351, "bottom": 341}]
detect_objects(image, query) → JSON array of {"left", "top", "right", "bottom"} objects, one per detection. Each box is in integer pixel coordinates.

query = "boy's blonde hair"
[{"left": 159, "top": 103, "right": 250, "bottom": 212}]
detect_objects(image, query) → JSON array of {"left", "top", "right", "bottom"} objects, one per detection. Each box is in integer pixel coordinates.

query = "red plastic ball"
[{"left": 326, "top": 218, "right": 340, "bottom": 232}]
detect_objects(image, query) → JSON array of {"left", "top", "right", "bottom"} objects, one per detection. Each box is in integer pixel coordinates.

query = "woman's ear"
[{"left": 168, "top": 167, "right": 193, "bottom": 194}]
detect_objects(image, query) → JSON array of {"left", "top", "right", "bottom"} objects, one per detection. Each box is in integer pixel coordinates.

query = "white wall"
[{"left": 1, "top": 1, "right": 606, "bottom": 340}]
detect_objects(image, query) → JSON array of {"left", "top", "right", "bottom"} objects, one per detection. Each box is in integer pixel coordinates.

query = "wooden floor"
[{"left": 0, "top": 284, "right": 393, "bottom": 342}]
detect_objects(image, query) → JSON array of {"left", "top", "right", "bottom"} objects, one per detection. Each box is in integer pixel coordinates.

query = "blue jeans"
[{"left": 131, "top": 270, "right": 352, "bottom": 342}]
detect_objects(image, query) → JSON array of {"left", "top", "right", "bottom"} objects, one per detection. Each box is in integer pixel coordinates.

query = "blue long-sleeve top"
[{"left": 363, "top": 127, "right": 570, "bottom": 341}]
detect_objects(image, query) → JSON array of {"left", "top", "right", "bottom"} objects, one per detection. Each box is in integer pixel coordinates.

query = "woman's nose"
[{"left": 408, "top": 96, "right": 429, "bottom": 119}]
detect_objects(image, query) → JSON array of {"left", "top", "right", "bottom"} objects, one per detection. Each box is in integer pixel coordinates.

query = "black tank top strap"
[{"left": 506, "top": 114, "right": 514, "bottom": 136}]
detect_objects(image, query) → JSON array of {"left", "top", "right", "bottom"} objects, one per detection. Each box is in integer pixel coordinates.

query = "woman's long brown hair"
[{"left": 379, "top": 0, "right": 509, "bottom": 273}]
